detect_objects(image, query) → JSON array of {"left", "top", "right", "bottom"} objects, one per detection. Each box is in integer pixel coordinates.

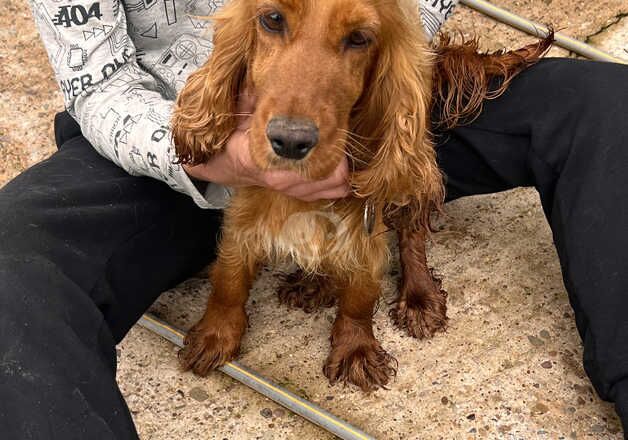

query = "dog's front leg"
[
  {"left": 179, "top": 237, "right": 256, "bottom": 376},
  {"left": 323, "top": 274, "right": 397, "bottom": 391},
  {"left": 390, "top": 227, "right": 448, "bottom": 339}
]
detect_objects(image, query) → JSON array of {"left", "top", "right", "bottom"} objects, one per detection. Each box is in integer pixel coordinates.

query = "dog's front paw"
[
  {"left": 179, "top": 309, "right": 247, "bottom": 376},
  {"left": 323, "top": 340, "right": 397, "bottom": 392},
  {"left": 390, "top": 280, "right": 448, "bottom": 339},
  {"left": 277, "top": 270, "right": 336, "bottom": 313}
]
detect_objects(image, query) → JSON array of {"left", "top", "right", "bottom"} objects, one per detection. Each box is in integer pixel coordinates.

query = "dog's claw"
[
  {"left": 323, "top": 340, "right": 397, "bottom": 392},
  {"left": 179, "top": 312, "right": 246, "bottom": 376},
  {"left": 390, "top": 280, "right": 448, "bottom": 339}
]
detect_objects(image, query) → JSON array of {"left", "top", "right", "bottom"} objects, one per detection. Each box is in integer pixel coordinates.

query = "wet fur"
[{"left": 172, "top": 0, "right": 552, "bottom": 391}]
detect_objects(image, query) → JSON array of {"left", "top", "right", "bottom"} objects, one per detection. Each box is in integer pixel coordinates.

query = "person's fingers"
[
  {"left": 261, "top": 169, "right": 311, "bottom": 192},
  {"left": 282, "top": 156, "right": 350, "bottom": 198},
  {"left": 297, "top": 184, "right": 352, "bottom": 202},
  {"left": 237, "top": 88, "right": 257, "bottom": 112},
  {"left": 330, "top": 155, "right": 350, "bottom": 183},
  {"left": 284, "top": 179, "right": 351, "bottom": 199},
  {"left": 236, "top": 89, "right": 256, "bottom": 129}
]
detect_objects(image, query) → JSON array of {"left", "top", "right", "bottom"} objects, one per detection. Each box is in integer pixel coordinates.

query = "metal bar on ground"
[
  {"left": 138, "top": 314, "right": 376, "bottom": 440},
  {"left": 459, "top": 0, "right": 627, "bottom": 64}
]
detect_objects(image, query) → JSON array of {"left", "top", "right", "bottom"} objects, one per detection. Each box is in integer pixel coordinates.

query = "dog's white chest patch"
[{"left": 256, "top": 209, "right": 350, "bottom": 273}]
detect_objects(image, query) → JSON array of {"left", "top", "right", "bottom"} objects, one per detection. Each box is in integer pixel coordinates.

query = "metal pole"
[
  {"left": 459, "top": 0, "right": 627, "bottom": 64},
  {"left": 138, "top": 314, "right": 376, "bottom": 440}
]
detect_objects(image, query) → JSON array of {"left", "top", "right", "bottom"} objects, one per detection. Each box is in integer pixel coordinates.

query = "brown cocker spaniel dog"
[{"left": 171, "top": 0, "right": 551, "bottom": 391}]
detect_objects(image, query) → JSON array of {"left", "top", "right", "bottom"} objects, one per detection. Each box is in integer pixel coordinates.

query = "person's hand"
[{"left": 183, "top": 92, "right": 351, "bottom": 202}]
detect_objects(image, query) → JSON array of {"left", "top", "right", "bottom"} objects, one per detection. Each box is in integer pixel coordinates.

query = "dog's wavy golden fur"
[{"left": 172, "top": 0, "right": 552, "bottom": 391}]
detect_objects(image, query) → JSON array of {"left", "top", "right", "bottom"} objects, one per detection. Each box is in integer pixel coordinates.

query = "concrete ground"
[{"left": 1, "top": 1, "right": 627, "bottom": 438}]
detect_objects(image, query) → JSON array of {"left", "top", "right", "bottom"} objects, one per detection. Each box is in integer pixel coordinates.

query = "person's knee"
[
  {"left": 0, "top": 255, "right": 67, "bottom": 315},
  {"left": 0, "top": 253, "right": 112, "bottom": 364},
  {"left": 541, "top": 59, "right": 628, "bottom": 118},
  {"left": 519, "top": 59, "right": 628, "bottom": 178},
  {"left": 0, "top": 190, "right": 93, "bottom": 320},
  {"left": 0, "top": 192, "right": 44, "bottom": 258},
  {"left": 0, "top": 255, "right": 124, "bottom": 440}
]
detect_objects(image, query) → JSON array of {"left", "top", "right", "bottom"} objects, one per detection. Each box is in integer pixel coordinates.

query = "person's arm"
[
  {"left": 418, "top": 0, "right": 460, "bottom": 39},
  {"left": 28, "top": 0, "right": 228, "bottom": 208}
]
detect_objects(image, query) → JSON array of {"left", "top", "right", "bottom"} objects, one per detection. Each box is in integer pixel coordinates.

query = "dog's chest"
[
  {"left": 266, "top": 209, "right": 346, "bottom": 271},
  {"left": 238, "top": 205, "right": 356, "bottom": 273}
]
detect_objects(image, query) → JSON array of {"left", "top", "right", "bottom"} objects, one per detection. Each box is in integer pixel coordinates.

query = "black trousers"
[{"left": 1, "top": 59, "right": 627, "bottom": 439}]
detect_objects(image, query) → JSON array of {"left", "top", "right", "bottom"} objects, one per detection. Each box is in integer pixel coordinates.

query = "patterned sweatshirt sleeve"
[
  {"left": 418, "top": 0, "right": 460, "bottom": 40},
  {"left": 28, "top": 0, "right": 230, "bottom": 209}
]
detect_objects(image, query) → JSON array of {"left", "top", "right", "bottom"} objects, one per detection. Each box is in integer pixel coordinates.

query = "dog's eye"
[
  {"left": 259, "top": 11, "right": 285, "bottom": 33},
  {"left": 345, "top": 31, "right": 371, "bottom": 49}
]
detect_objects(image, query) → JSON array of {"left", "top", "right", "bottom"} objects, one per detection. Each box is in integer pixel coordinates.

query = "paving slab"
[
  {"left": 588, "top": 14, "right": 628, "bottom": 60},
  {"left": 0, "top": 0, "right": 62, "bottom": 184},
  {"left": 1, "top": 0, "right": 627, "bottom": 438},
  {"left": 126, "top": 188, "right": 622, "bottom": 439},
  {"left": 444, "top": 0, "right": 627, "bottom": 60}
]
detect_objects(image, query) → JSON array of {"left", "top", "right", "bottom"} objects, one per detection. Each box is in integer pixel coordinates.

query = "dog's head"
[{"left": 172, "top": 0, "right": 444, "bottom": 227}]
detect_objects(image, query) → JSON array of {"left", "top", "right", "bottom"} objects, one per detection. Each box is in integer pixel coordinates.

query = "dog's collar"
[{"left": 363, "top": 200, "right": 376, "bottom": 236}]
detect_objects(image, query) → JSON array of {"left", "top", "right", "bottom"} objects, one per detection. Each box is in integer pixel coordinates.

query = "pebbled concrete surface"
[
  {"left": 588, "top": 14, "right": 628, "bottom": 60},
  {"left": 1, "top": 0, "right": 627, "bottom": 439}
]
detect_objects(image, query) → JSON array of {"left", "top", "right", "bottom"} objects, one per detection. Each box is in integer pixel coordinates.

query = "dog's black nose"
[{"left": 266, "top": 117, "right": 319, "bottom": 160}]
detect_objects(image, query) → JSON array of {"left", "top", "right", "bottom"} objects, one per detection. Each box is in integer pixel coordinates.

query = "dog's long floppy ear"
[
  {"left": 171, "top": 0, "right": 255, "bottom": 165},
  {"left": 351, "top": 5, "right": 444, "bottom": 231}
]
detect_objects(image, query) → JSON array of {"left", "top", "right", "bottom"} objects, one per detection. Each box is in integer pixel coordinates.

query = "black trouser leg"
[
  {"left": 436, "top": 58, "right": 628, "bottom": 433},
  {"left": 0, "top": 113, "right": 222, "bottom": 439}
]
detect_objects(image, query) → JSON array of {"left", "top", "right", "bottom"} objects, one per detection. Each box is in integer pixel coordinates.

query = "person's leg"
[
  {"left": 435, "top": 58, "right": 628, "bottom": 430},
  {"left": 0, "top": 112, "right": 222, "bottom": 439}
]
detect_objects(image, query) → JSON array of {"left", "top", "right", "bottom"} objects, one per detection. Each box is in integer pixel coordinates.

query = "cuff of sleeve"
[
  {"left": 173, "top": 164, "right": 233, "bottom": 210},
  {"left": 419, "top": 1, "right": 459, "bottom": 40}
]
